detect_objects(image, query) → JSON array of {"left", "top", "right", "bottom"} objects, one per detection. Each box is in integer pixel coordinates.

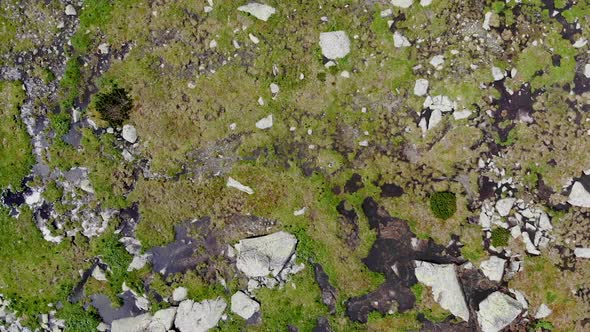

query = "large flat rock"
[
  {"left": 477, "top": 292, "right": 523, "bottom": 332},
  {"left": 235, "top": 231, "right": 297, "bottom": 278},
  {"left": 414, "top": 261, "right": 470, "bottom": 322}
]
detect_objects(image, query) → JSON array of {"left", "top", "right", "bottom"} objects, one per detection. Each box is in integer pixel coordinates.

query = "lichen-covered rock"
[
  {"left": 568, "top": 182, "right": 590, "bottom": 207},
  {"left": 237, "top": 3, "right": 276, "bottom": 21},
  {"left": 235, "top": 231, "right": 297, "bottom": 278},
  {"left": 477, "top": 292, "right": 523, "bottom": 332},
  {"left": 414, "top": 261, "right": 470, "bottom": 321},
  {"left": 319, "top": 31, "right": 350, "bottom": 59},
  {"left": 479, "top": 256, "right": 506, "bottom": 282},
  {"left": 231, "top": 291, "right": 260, "bottom": 320},
  {"left": 174, "top": 298, "right": 226, "bottom": 332}
]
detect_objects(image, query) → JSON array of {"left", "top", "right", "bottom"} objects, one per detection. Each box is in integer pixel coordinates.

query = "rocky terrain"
[{"left": 0, "top": 0, "right": 590, "bottom": 331}]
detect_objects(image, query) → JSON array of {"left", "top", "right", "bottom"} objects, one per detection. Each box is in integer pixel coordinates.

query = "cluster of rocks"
[
  {"left": 480, "top": 197, "right": 553, "bottom": 256},
  {"left": 0, "top": 295, "right": 64, "bottom": 332}
]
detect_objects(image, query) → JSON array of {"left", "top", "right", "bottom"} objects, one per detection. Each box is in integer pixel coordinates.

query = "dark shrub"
[
  {"left": 430, "top": 191, "right": 457, "bottom": 220},
  {"left": 94, "top": 87, "right": 132, "bottom": 126}
]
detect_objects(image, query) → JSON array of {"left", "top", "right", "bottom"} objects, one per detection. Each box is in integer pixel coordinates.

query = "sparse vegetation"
[
  {"left": 94, "top": 87, "right": 133, "bottom": 126},
  {"left": 490, "top": 227, "right": 510, "bottom": 247}
]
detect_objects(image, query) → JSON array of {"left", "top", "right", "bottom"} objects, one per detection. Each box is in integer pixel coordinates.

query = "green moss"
[
  {"left": 490, "top": 227, "right": 510, "bottom": 247},
  {"left": 0, "top": 81, "right": 33, "bottom": 189},
  {"left": 429, "top": 192, "right": 457, "bottom": 220},
  {"left": 57, "top": 302, "right": 101, "bottom": 332},
  {"left": 533, "top": 320, "right": 555, "bottom": 331}
]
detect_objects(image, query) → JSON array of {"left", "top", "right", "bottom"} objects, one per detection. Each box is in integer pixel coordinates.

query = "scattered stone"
[
  {"left": 111, "top": 313, "right": 152, "bottom": 332},
  {"left": 255, "top": 114, "right": 273, "bottom": 129},
  {"left": 209, "top": 39, "right": 218, "bottom": 48},
  {"left": 237, "top": 3, "right": 276, "bottom": 21},
  {"left": 235, "top": 231, "right": 297, "bottom": 278},
  {"left": 293, "top": 207, "right": 307, "bottom": 216},
  {"left": 270, "top": 83, "right": 279, "bottom": 95},
  {"left": 522, "top": 232, "right": 540, "bottom": 255},
  {"left": 380, "top": 9, "right": 393, "bottom": 17},
  {"left": 65, "top": 4, "right": 77, "bottom": 16},
  {"left": 420, "top": 0, "right": 432, "bottom": 6},
  {"left": 227, "top": 177, "right": 254, "bottom": 195},
  {"left": 391, "top": 0, "right": 413, "bottom": 9},
  {"left": 568, "top": 182, "right": 590, "bottom": 207},
  {"left": 98, "top": 43, "right": 110, "bottom": 55},
  {"left": 249, "top": 33, "right": 260, "bottom": 44},
  {"left": 175, "top": 298, "right": 226, "bottom": 332},
  {"left": 534, "top": 303, "right": 552, "bottom": 319},
  {"left": 424, "top": 95, "right": 455, "bottom": 113},
  {"left": 172, "top": 287, "right": 188, "bottom": 303},
  {"left": 413, "top": 79, "right": 429, "bottom": 96},
  {"left": 477, "top": 292, "right": 523, "bottom": 332},
  {"left": 340, "top": 70, "right": 350, "bottom": 78},
  {"left": 393, "top": 31, "right": 411, "bottom": 48},
  {"left": 483, "top": 11, "right": 493, "bottom": 30},
  {"left": 585, "top": 64, "right": 590, "bottom": 78},
  {"left": 414, "top": 261, "right": 470, "bottom": 321},
  {"left": 492, "top": 66, "right": 505, "bottom": 81},
  {"left": 319, "top": 31, "right": 350, "bottom": 59},
  {"left": 573, "top": 38, "right": 587, "bottom": 48},
  {"left": 230, "top": 291, "right": 260, "bottom": 320},
  {"left": 479, "top": 256, "right": 506, "bottom": 282},
  {"left": 122, "top": 125, "right": 137, "bottom": 143},
  {"left": 495, "top": 198, "right": 515, "bottom": 217},
  {"left": 453, "top": 110, "right": 472, "bottom": 120},
  {"left": 430, "top": 55, "right": 444, "bottom": 70},
  {"left": 574, "top": 247, "right": 590, "bottom": 258}
]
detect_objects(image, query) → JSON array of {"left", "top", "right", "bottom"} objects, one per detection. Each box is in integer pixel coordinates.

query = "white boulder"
[
  {"left": 255, "top": 114, "right": 273, "bottom": 129},
  {"left": 393, "top": 31, "right": 411, "bottom": 48},
  {"left": 568, "top": 182, "right": 590, "bottom": 207},
  {"left": 413, "top": 79, "right": 429, "bottom": 96},
  {"left": 65, "top": 5, "right": 77, "bottom": 16},
  {"left": 237, "top": 3, "right": 276, "bottom": 21},
  {"left": 574, "top": 247, "right": 590, "bottom": 258},
  {"left": 391, "top": 0, "right": 413, "bottom": 8},
  {"left": 319, "top": 31, "right": 350, "bottom": 59},
  {"left": 175, "top": 298, "right": 227, "bottom": 332},
  {"left": 492, "top": 66, "right": 505, "bottom": 81},
  {"left": 227, "top": 177, "right": 254, "bottom": 195},
  {"left": 414, "top": 261, "right": 470, "bottom": 321},
  {"left": 495, "top": 198, "right": 515, "bottom": 216},
  {"left": 480, "top": 256, "right": 506, "bottom": 282},
  {"left": 172, "top": 287, "right": 188, "bottom": 302},
  {"left": 231, "top": 291, "right": 260, "bottom": 320},
  {"left": 122, "top": 124, "right": 138, "bottom": 143},
  {"left": 111, "top": 314, "right": 152, "bottom": 332},
  {"left": 534, "top": 303, "right": 552, "bottom": 319},
  {"left": 477, "top": 292, "right": 523, "bottom": 332},
  {"left": 235, "top": 231, "right": 297, "bottom": 278}
]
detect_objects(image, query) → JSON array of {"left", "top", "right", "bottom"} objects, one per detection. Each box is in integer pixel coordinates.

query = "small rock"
[
  {"left": 413, "top": 79, "right": 429, "bottom": 96},
  {"left": 172, "top": 287, "right": 188, "bottom": 302},
  {"left": 420, "top": 0, "right": 432, "bottom": 6},
  {"left": 319, "top": 31, "right": 350, "bottom": 59},
  {"left": 584, "top": 64, "right": 590, "bottom": 78},
  {"left": 209, "top": 39, "right": 218, "bottom": 48},
  {"left": 453, "top": 109, "right": 472, "bottom": 120},
  {"left": 568, "top": 181, "right": 590, "bottom": 207},
  {"left": 249, "top": 33, "right": 260, "bottom": 44},
  {"left": 231, "top": 291, "right": 260, "bottom": 320},
  {"left": 535, "top": 303, "right": 552, "bottom": 319},
  {"left": 293, "top": 207, "right": 306, "bottom": 216},
  {"left": 391, "top": 0, "right": 413, "bottom": 9},
  {"left": 573, "top": 38, "right": 587, "bottom": 48},
  {"left": 483, "top": 11, "right": 493, "bottom": 30},
  {"left": 65, "top": 4, "right": 77, "bottom": 16},
  {"left": 430, "top": 55, "right": 444, "bottom": 70},
  {"left": 340, "top": 70, "right": 350, "bottom": 78},
  {"left": 255, "top": 114, "right": 273, "bottom": 129},
  {"left": 270, "top": 83, "right": 279, "bottom": 94},
  {"left": 237, "top": 3, "right": 276, "bottom": 21},
  {"left": 495, "top": 197, "right": 515, "bottom": 216},
  {"left": 522, "top": 232, "right": 540, "bottom": 255},
  {"left": 227, "top": 177, "right": 254, "bottom": 195},
  {"left": 122, "top": 124, "right": 137, "bottom": 143},
  {"left": 393, "top": 31, "right": 411, "bottom": 48},
  {"left": 98, "top": 43, "right": 109, "bottom": 55},
  {"left": 480, "top": 256, "right": 506, "bottom": 282},
  {"left": 492, "top": 66, "right": 505, "bottom": 81},
  {"left": 574, "top": 247, "right": 590, "bottom": 258}
]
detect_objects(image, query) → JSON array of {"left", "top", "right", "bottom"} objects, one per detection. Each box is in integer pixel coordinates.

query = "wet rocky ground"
[{"left": 1, "top": 0, "right": 590, "bottom": 331}]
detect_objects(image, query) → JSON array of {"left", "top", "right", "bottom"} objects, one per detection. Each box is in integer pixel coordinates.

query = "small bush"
[
  {"left": 430, "top": 192, "right": 457, "bottom": 220},
  {"left": 94, "top": 87, "right": 133, "bottom": 126},
  {"left": 490, "top": 227, "right": 510, "bottom": 247}
]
